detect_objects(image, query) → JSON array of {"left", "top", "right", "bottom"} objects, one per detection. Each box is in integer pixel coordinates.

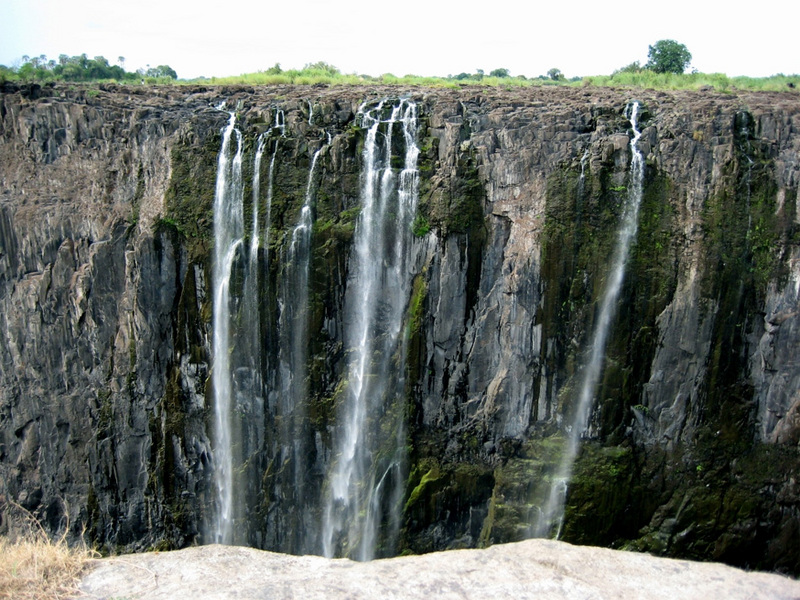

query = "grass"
[
  {"left": 0, "top": 536, "right": 97, "bottom": 599},
  {"left": 192, "top": 68, "right": 799, "bottom": 92},
  {"left": 581, "top": 70, "right": 800, "bottom": 92},
  {"left": 199, "top": 71, "right": 576, "bottom": 88},
  {"left": 4, "top": 59, "right": 798, "bottom": 92},
  {"left": 0, "top": 502, "right": 98, "bottom": 600}
]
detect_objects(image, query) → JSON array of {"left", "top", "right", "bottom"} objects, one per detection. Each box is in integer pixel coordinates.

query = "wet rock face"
[{"left": 0, "top": 83, "right": 798, "bottom": 573}]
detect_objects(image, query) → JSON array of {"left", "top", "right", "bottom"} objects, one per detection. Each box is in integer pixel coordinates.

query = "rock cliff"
[{"left": 0, "top": 82, "right": 798, "bottom": 574}]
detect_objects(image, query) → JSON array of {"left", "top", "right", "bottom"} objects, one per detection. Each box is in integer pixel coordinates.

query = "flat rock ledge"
[{"left": 78, "top": 539, "right": 800, "bottom": 600}]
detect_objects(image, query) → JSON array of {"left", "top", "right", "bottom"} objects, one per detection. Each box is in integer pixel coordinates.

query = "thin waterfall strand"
[
  {"left": 242, "top": 133, "right": 268, "bottom": 373},
  {"left": 262, "top": 111, "right": 283, "bottom": 275},
  {"left": 210, "top": 110, "right": 245, "bottom": 544},
  {"left": 535, "top": 101, "right": 645, "bottom": 538},
  {"left": 275, "top": 140, "right": 324, "bottom": 551}
]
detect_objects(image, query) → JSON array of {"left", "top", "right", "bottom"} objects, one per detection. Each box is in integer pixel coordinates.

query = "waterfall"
[
  {"left": 578, "top": 148, "right": 590, "bottom": 198},
  {"left": 210, "top": 107, "right": 284, "bottom": 546},
  {"left": 535, "top": 101, "right": 645, "bottom": 538},
  {"left": 240, "top": 132, "right": 267, "bottom": 387},
  {"left": 322, "top": 99, "right": 420, "bottom": 560},
  {"left": 275, "top": 137, "right": 324, "bottom": 552},
  {"left": 210, "top": 109, "right": 245, "bottom": 544},
  {"left": 243, "top": 110, "right": 283, "bottom": 372},
  {"left": 262, "top": 110, "right": 283, "bottom": 277}
]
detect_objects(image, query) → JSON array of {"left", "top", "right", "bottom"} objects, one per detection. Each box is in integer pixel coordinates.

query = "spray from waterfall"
[
  {"left": 534, "top": 101, "right": 645, "bottom": 538},
  {"left": 322, "top": 99, "right": 419, "bottom": 561},
  {"left": 210, "top": 108, "right": 245, "bottom": 544}
]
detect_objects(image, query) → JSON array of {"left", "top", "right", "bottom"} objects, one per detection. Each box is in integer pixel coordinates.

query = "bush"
[{"left": 614, "top": 61, "right": 643, "bottom": 75}]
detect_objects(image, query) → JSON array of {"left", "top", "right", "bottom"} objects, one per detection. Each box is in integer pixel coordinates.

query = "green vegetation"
[
  {"left": 586, "top": 70, "right": 799, "bottom": 91},
  {"left": 2, "top": 52, "right": 797, "bottom": 92},
  {"left": 645, "top": 39, "right": 692, "bottom": 74},
  {"left": 200, "top": 69, "right": 798, "bottom": 92},
  {"left": 0, "top": 53, "right": 177, "bottom": 84},
  {"left": 488, "top": 68, "right": 510, "bottom": 78}
]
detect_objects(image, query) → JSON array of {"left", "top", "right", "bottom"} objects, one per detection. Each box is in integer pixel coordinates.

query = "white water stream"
[
  {"left": 535, "top": 101, "right": 645, "bottom": 538},
  {"left": 210, "top": 109, "right": 245, "bottom": 544},
  {"left": 322, "top": 99, "right": 420, "bottom": 560}
]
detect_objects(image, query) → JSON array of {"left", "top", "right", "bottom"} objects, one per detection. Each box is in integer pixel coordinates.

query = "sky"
[{"left": 1, "top": 0, "right": 798, "bottom": 80}]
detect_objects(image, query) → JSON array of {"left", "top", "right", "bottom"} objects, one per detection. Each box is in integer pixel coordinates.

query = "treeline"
[
  {"left": 205, "top": 61, "right": 579, "bottom": 87},
  {"left": 447, "top": 67, "right": 574, "bottom": 82},
  {"left": 0, "top": 54, "right": 177, "bottom": 84}
]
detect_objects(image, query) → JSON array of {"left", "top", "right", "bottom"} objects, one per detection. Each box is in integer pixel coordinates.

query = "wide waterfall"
[
  {"left": 534, "top": 101, "right": 646, "bottom": 538},
  {"left": 322, "top": 99, "right": 420, "bottom": 560}
]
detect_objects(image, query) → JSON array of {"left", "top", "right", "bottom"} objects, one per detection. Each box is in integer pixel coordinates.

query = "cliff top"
[{"left": 3, "top": 81, "right": 798, "bottom": 114}]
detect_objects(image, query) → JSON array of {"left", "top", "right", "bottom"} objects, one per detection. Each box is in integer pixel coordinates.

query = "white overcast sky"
[{"left": 1, "top": 0, "right": 797, "bottom": 79}]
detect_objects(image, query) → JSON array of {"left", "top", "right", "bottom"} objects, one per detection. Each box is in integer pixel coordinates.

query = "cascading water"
[
  {"left": 274, "top": 135, "right": 325, "bottom": 552},
  {"left": 322, "top": 99, "right": 420, "bottom": 561},
  {"left": 240, "top": 132, "right": 267, "bottom": 393},
  {"left": 263, "top": 109, "right": 285, "bottom": 263},
  {"left": 534, "top": 101, "right": 645, "bottom": 538},
  {"left": 210, "top": 108, "right": 245, "bottom": 544},
  {"left": 578, "top": 148, "right": 590, "bottom": 198},
  {"left": 242, "top": 110, "right": 284, "bottom": 375},
  {"left": 210, "top": 107, "right": 284, "bottom": 546}
]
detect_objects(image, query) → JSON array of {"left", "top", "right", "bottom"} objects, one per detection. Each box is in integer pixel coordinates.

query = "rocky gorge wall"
[{"left": 0, "top": 82, "right": 798, "bottom": 574}]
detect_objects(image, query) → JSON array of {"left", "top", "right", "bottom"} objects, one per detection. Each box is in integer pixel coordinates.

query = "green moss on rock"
[{"left": 164, "top": 132, "right": 220, "bottom": 262}]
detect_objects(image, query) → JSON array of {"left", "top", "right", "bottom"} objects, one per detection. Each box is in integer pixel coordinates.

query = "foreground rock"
[{"left": 78, "top": 539, "right": 799, "bottom": 600}]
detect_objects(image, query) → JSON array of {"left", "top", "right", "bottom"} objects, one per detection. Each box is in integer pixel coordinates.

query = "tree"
[
  {"left": 645, "top": 39, "right": 691, "bottom": 74},
  {"left": 547, "top": 68, "right": 563, "bottom": 81},
  {"left": 614, "top": 61, "right": 643, "bottom": 75},
  {"left": 17, "top": 62, "right": 35, "bottom": 82},
  {"left": 146, "top": 65, "right": 178, "bottom": 79},
  {"left": 489, "top": 68, "right": 510, "bottom": 78},
  {"left": 303, "top": 61, "right": 340, "bottom": 75}
]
